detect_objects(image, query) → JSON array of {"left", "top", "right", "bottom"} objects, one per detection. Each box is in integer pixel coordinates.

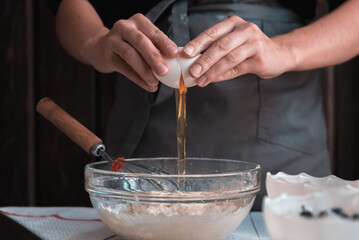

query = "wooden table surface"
[{"left": 0, "top": 207, "right": 270, "bottom": 240}]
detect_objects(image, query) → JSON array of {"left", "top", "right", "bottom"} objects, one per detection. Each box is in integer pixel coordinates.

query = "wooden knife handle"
[{"left": 36, "top": 97, "right": 102, "bottom": 154}]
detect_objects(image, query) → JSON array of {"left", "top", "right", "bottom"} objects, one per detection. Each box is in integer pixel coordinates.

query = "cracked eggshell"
[
  {"left": 177, "top": 53, "right": 200, "bottom": 88},
  {"left": 153, "top": 47, "right": 201, "bottom": 89},
  {"left": 154, "top": 57, "right": 181, "bottom": 89}
]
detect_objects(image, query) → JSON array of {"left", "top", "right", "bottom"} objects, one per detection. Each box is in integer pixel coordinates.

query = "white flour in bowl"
[{"left": 94, "top": 194, "right": 254, "bottom": 240}]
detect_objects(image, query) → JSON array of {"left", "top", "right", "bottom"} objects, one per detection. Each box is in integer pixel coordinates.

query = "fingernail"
[
  {"left": 156, "top": 62, "right": 168, "bottom": 75},
  {"left": 190, "top": 64, "right": 202, "bottom": 77},
  {"left": 149, "top": 85, "right": 158, "bottom": 92},
  {"left": 167, "top": 45, "right": 178, "bottom": 54},
  {"left": 196, "top": 75, "right": 207, "bottom": 86},
  {"left": 150, "top": 79, "right": 158, "bottom": 86},
  {"left": 184, "top": 45, "right": 194, "bottom": 56}
]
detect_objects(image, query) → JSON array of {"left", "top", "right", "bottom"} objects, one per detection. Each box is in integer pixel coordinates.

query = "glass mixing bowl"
[{"left": 85, "top": 157, "right": 260, "bottom": 240}]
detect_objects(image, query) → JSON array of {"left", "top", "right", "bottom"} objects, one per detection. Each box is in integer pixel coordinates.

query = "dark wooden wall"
[
  {"left": 1, "top": 0, "right": 115, "bottom": 206},
  {"left": 334, "top": 57, "right": 359, "bottom": 180},
  {"left": 1, "top": 0, "right": 359, "bottom": 207}
]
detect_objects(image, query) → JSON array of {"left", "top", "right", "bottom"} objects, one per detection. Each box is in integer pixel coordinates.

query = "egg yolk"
[{"left": 179, "top": 74, "right": 187, "bottom": 94}]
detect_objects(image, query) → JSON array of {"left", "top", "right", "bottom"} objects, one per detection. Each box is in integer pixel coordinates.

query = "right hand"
[{"left": 81, "top": 13, "right": 178, "bottom": 92}]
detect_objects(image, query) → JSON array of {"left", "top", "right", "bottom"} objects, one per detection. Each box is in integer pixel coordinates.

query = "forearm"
[
  {"left": 55, "top": 0, "right": 109, "bottom": 64},
  {"left": 274, "top": 0, "right": 359, "bottom": 71}
]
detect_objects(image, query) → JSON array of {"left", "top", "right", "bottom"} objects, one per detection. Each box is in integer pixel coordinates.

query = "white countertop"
[{"left": 0, "top": 207, "right": 270, "bottom": 240}]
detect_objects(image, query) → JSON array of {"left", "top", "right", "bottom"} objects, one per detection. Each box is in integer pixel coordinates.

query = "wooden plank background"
[{"left": 1, "top": 0, "right": 358, "bottom": 207}]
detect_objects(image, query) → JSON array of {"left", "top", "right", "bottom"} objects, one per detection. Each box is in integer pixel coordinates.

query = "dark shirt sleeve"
[
  {"left": 47, "top": 0, "right": 61, "bottom": 15},
  {"left": 328, "top": 0, "right": 346, "bottom": 11},
  {"left": 277, "top": 0, "right": 346, "bottom": 20},
  {"left": 47, "top": 0, "right": 346, "bottom": 27},
  {"left": 277, "top": 0, "right": 317, "bottom": 20},
  {"left": 46, "top": 0, "right": 159, "bottom": 28}
]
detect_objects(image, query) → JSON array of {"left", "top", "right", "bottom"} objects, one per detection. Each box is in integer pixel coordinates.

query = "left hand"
[{"left": 181, "top": 15, "right": 295, "bottom": 87}]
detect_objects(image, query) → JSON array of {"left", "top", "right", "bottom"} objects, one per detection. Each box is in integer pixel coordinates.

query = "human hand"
[
  {"left": 181, "top": 16, "right": 295, "bottom": 87},
  {"left": 81, "top": 13, "right": 178, "bottom": 92}
]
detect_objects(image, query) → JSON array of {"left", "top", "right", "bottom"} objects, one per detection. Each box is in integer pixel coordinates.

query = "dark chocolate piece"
[
  {"left": 318, "top": 210, "right": 328, "bottom": 218},
  {"left": 300, "top": 205, "right": 313, "bottom": 218},
  {"left": 331, "top": 207, "right": 349, "bottom": 218}
]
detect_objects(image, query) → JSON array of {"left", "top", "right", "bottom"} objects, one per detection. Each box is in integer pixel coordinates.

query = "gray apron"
[{"left": 105, "top": 0, "right": 331, "bottom": 210}]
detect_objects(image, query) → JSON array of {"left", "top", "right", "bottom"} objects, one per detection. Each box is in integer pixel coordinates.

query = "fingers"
[
  {"left": 109, "top": 35, "right": 158, "bottom": 87},
  {"left": 182, "top": 15, "right": 245, "bottom": 57},
  {"left": 196, "top": 43, "right": 257, "bottom": 86},
  {"left": 180, "top": 16, "right": 269, "bottom": 87},
  {"left": 112, "top": 14, "right": 179, "bottom": 78},
  {"left": 184, "top": 17, "right": 260, "bottom": 80},
  {"left": 132, "top": 14, "right": 178, "bottom": 58},
  {"left": 128, "top": 14, "right": 179, "bottom": 77},
  {"left": 220, "top": 59, "right": 254, "bottom": 82},
  {"left": 107, "top": 14, "right": 179, "bottom": 91},
  {"left": 121, "top": 27, "right": 169, "bottom": 76},
  {"left": 112, "top": 54, "right": 159, "bottom": 92},
  {"left": 112, "top": 20, "right": 166, "bottom": 77},
  {"left": 189, "top": 29, "right": 248, "bottom": 81}
]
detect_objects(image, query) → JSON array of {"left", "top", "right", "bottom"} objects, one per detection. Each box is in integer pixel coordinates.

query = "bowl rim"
[{"left": 85, "top": 157, "right": 261, "bottom": 178}]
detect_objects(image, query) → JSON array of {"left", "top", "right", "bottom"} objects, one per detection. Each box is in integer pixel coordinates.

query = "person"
[{"left": 48, "top": 0, "right": 359, "bottom": 210}]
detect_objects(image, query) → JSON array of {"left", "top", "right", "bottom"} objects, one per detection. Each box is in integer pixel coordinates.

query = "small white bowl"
[
  {"left": 266, "top": 172, "right": 359, "bottom": 198},
  {"left": 263, "top": 191, "right": 359, "bottom": 240}
]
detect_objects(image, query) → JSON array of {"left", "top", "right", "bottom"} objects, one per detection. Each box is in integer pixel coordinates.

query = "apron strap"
[
  {"left": 146, "top": 0, "right": 192, "bottom": 108},
  {"left": 120, "top": 1, "right": 189, "bottom": 157},
  {"left": 171, "top": 0, "right": 191, "bottom": 46},
  {"left": 146, "top": 0, "right": 176, "bottom": 23}
]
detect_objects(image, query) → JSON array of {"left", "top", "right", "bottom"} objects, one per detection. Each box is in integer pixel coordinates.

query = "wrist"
[
  {"left": 272, "top": 33, "right": 301, "bottom": 73},
  {"left": 80, "top": 27, "right": 110, "bottom": 66}
]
